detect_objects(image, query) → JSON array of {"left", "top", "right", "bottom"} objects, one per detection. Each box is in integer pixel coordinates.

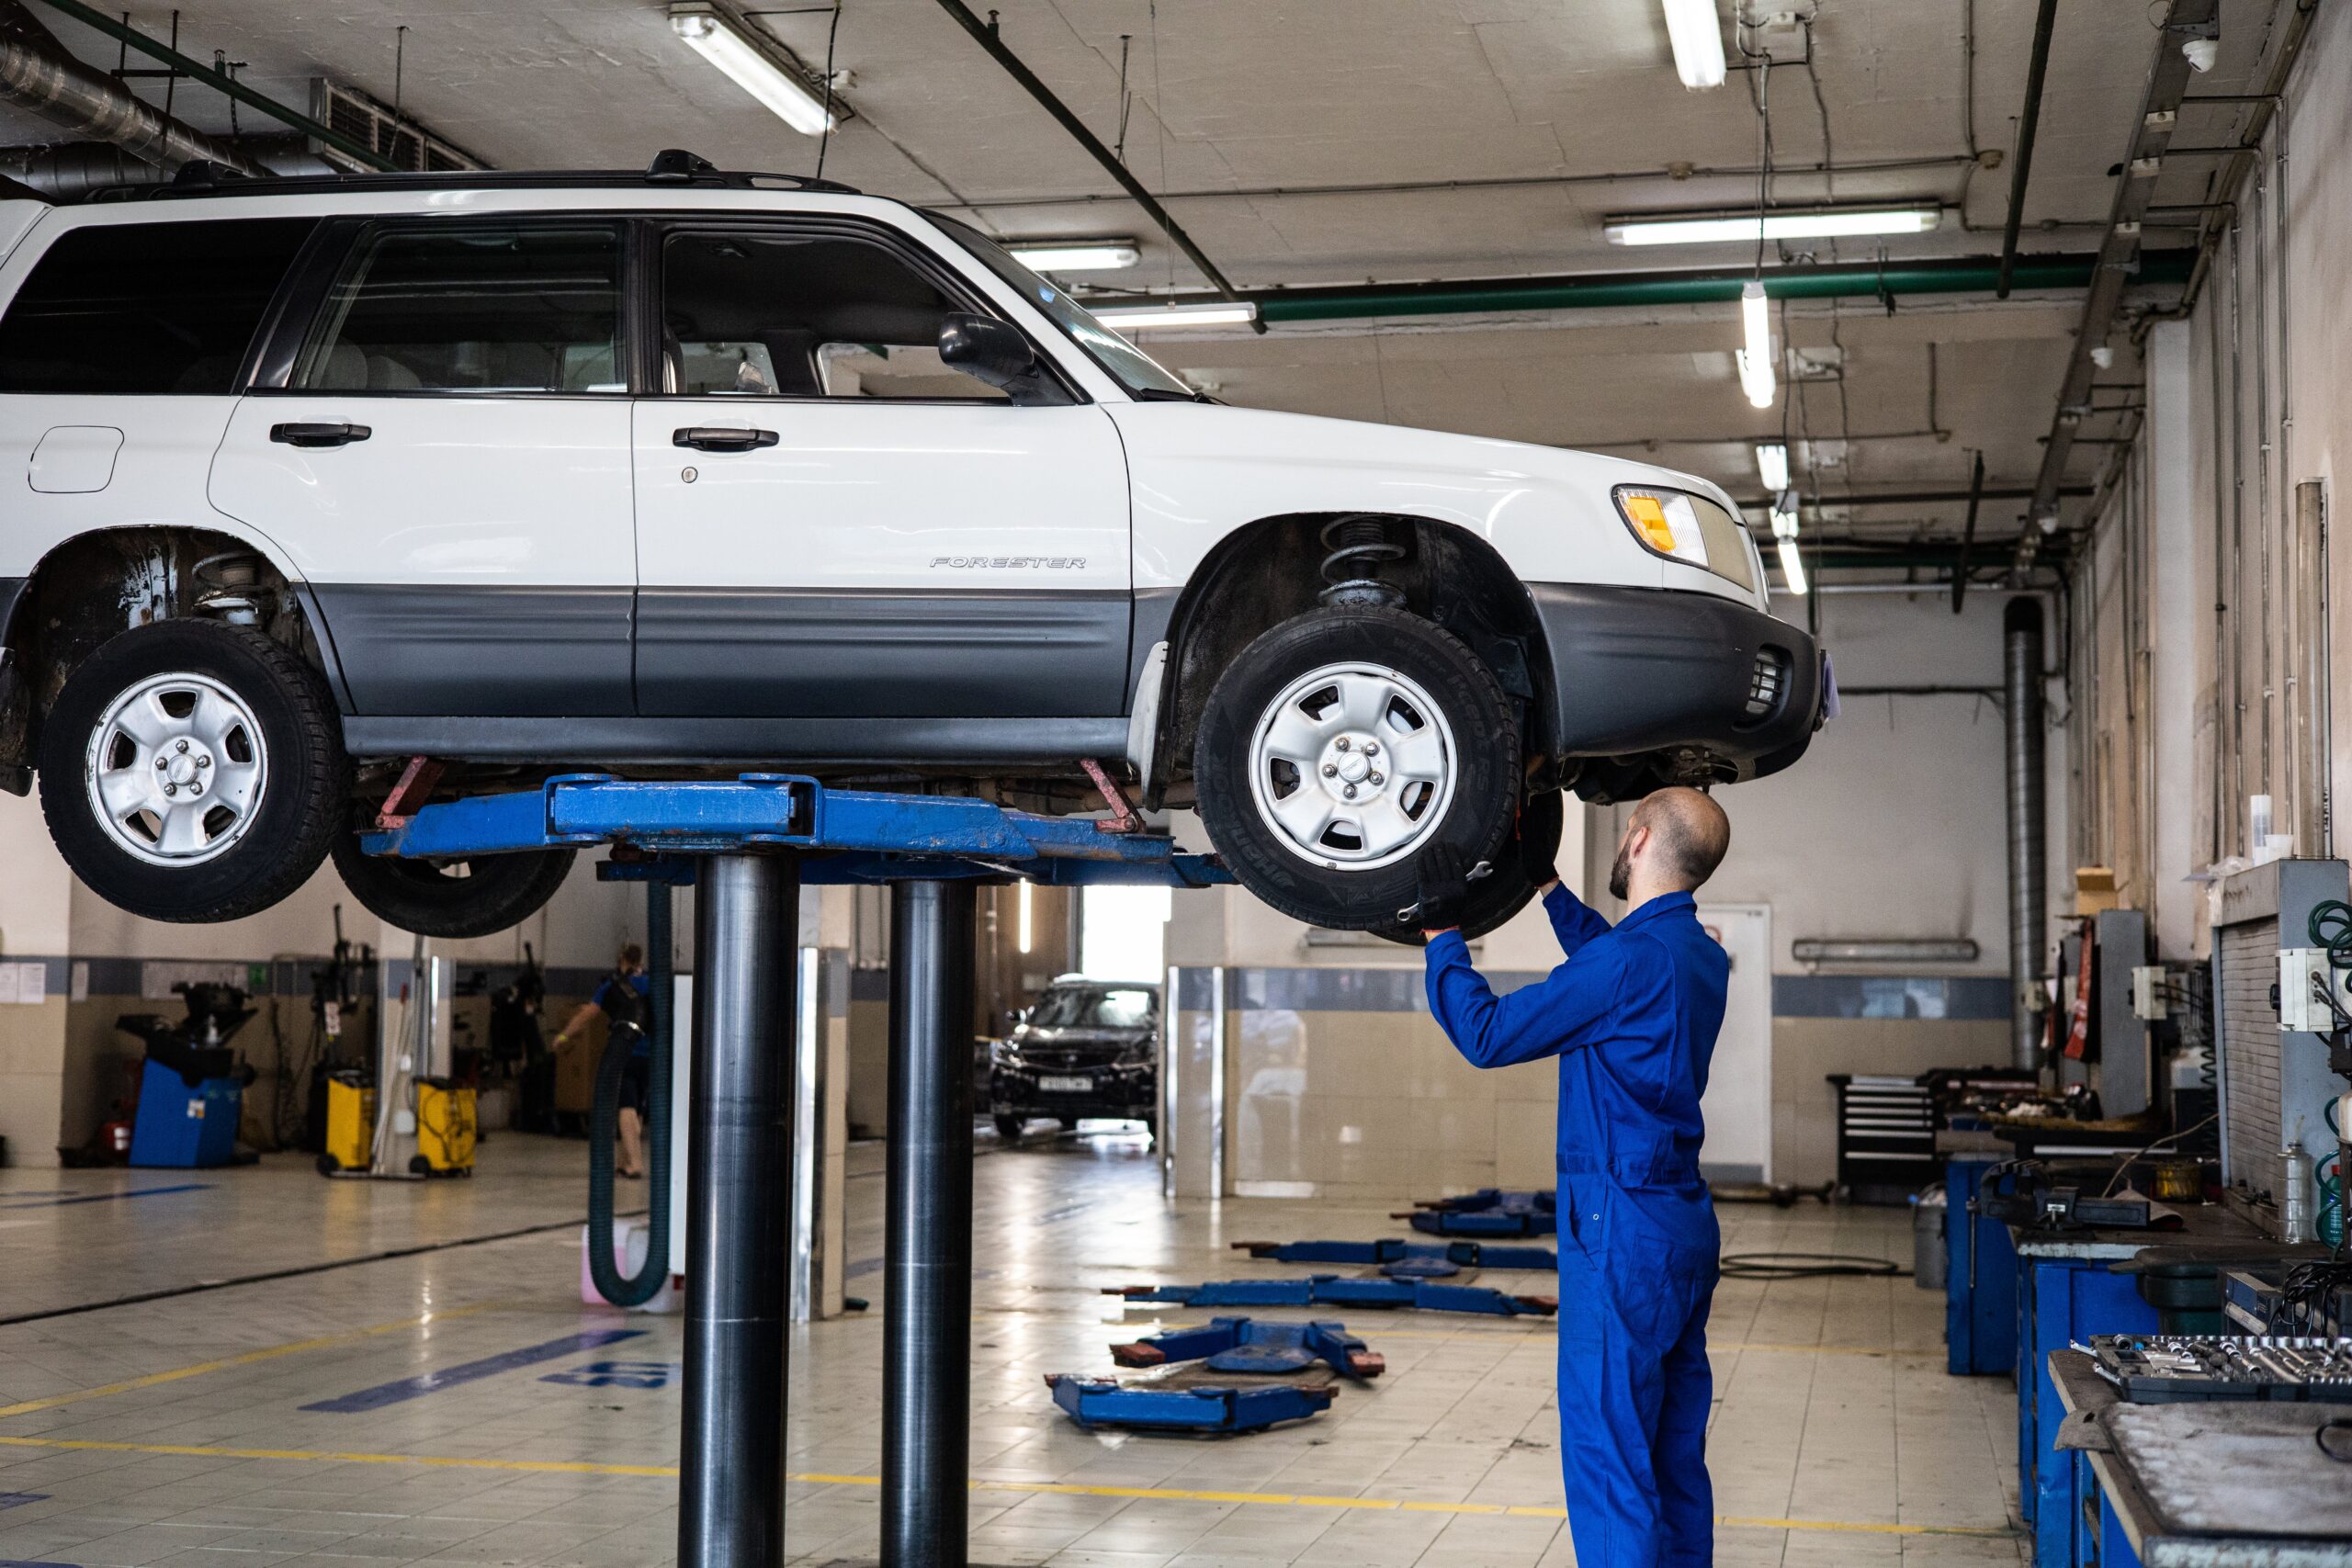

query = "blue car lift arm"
[
  {"left": 1108, "top": 1273, "right": 1558, "bottom": 1317},
  {"left": 369, "top": 773, "right": 1226, "bottom": 1568},
  {"left": 1231, "top": 1237, "right": 1560, "bottom": 1275}
]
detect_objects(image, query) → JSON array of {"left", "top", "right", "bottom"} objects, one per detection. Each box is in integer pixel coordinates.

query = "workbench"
[
  {"left": 2010, "top": 1205, "right": 2269, "bottom": 1568},
  {"left": 2051, "top": 1348, "right": 2352, "bottom": 1567}
]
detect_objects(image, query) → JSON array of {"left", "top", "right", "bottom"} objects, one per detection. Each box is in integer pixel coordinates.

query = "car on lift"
[
  {"left": 0, "top": 152, "right": 1826, "bottom": 943},
  {"left": 988, "top": 976, "right": 1159, "bottom": 1142}
]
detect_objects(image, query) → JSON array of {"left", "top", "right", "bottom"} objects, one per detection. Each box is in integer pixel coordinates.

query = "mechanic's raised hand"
[{"left": 1415, "top": 841, "right": 1471, "bottom": 934}]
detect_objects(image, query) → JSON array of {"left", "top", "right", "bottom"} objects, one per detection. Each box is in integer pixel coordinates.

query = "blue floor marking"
[
  {"left": 0, "top": 1185, "right": 211, "bottom": 1210},
  {"left": 846, "top": 1257, "right": 885, "bottom": 1279},
  {"left": 0, "top": 1495, "right": 49, "bottom": 1509},
  {"left": 300, "top": 1329, "right": 647, "bottom": 1414}
]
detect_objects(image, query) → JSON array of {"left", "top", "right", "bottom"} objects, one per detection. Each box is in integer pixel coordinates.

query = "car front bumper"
[
  {"left": 989, "top": 1065, "right": 1157, "bottom": 1121},
  {"left": 1528, "top": 582, "right": 1826, "bottom": 785}
]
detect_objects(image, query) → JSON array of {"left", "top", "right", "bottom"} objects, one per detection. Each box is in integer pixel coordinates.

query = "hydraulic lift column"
[
  {"left": 678, "top": 852, "right": 799, "bottom": 1568},
  {"left": 883, "top": 879, "right": 977, "bottom": 1568}
]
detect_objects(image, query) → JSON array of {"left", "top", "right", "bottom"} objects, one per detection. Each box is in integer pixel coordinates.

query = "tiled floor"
[{"left": 0, "top": 1132, "right": 2024, "bottom": 1566}]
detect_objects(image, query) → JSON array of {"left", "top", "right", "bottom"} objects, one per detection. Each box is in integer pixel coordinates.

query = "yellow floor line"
[
  {"left": 0, "top": 1434, "right": 2018, "bottom": 1537},
  {"left": 0, "top": 1300, "right": 511, "bottom": 1419}
]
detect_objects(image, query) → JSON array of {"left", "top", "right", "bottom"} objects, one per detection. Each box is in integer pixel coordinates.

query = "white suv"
[{"left": 0, "top": 153, "right": 1825, "bottom": 941}]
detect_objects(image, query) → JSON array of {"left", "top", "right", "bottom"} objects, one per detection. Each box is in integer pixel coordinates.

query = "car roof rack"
[{"left": 81, "top": 148, "right": 862, "bottom": 204}]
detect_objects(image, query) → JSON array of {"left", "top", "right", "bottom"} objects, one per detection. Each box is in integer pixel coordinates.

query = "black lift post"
[
  {"left": 678, "top": 852, "right": 799, "bottom": 1568},
  {"left": 884, "top": 880, "right": 978, "bottom": 1568},
  {"left": 361, "top": 775, "right": 1226, "bottom": 1568}
]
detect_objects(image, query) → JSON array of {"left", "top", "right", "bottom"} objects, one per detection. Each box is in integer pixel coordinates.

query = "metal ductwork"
[
  {"left": 2003, "top": 596, "right": 2049, "bottom": 1071},
  {"left": 0, "top": 1, "right": 263, "bottom": 178}
]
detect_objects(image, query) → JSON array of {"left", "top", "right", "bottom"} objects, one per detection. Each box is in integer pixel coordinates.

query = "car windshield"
[
  {"left": 924, "top": 214, "right": 1195, "bottom": 399},
  {"left": 1029, "top": 987, "right": 1156, "bottom": 1030}
]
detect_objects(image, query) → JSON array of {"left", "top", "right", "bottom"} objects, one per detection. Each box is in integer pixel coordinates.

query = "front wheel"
[
  {"left": 1193, "top": 606, "right": 1520, "bottom": 931},
  {"left": 992, "top": 1114, "right": 1027, "bottom": 1142},
  {"left": 39, "top": 619, "right": 345, "bottom": 923},
  {"left": 331, "top": 833, "right": 576, "bottom": 939}
]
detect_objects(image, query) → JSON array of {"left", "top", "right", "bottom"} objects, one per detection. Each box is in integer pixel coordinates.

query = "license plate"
[{"left": 1038, "top": 1075, "right": 1092, "bottom": 1094}]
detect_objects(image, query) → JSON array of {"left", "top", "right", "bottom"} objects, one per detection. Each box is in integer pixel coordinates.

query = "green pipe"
[
  {"left": 31, "top": 0, "right": 398, "bottom": 172},
  {"left": 1253, "top": 251, "right": 2196, "bottom": 325}
]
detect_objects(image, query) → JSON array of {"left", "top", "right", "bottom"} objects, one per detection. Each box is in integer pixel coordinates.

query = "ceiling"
[{"left": 0, "top": 0, "right": 2295, "bottom": 554}]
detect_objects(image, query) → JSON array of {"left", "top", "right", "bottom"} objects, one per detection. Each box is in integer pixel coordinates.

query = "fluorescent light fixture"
[
  {"left": 1735, "top": 280, "right": 1775, "bottom": 410},
  {"left": 671, "top": 8, "right": 835, "bottom": 136},
  {"left": 1089, "top": 300, "right": 1261, "bottom": 331},
  {"left": 1776, "top": 536, "right": 1809, "bottom": 595},
  {"left": 1659, "top": 0, "right": 1726, "bottom": 89},
  {"left": 1007, "top": 239, "right": 1142, "bottom": 272},
  {"left": 1770, "top": 494, "right": 1800, "bottom": 539},
  {"left": 1755, "top": 442, "right": 1790, "bottom": 492},
  {"left": 1606, "top": 205, "right": 1943, "bottom": 246}
]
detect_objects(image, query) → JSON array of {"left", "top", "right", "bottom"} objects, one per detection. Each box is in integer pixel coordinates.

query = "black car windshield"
[
  {"left": 925, "top": 215, "right": 1195, "bottom": 399},
  {"left": 1030, "top": 987, "right": 1156, "bottom": 1030}
]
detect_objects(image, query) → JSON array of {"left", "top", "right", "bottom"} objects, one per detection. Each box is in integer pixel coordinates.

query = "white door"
[
  {"left": 629, "top": 220, "right": 1131, "bottom": 718},
  {"left": 1697, "top": 903, "right": 1772, "bottom": 1182},
  {"left": 208, "top": 219, "right": 637, "bottom": 716}
]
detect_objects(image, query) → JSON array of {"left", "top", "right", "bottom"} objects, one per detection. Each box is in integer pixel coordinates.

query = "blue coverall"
[{"left": 1425, "top": 885, "right": 1726, "bottom": 1568}]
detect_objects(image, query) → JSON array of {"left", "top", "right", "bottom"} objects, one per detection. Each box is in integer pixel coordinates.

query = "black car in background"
[{"left": 989, "top": 977, "right": 1159, "bottom": 1141}]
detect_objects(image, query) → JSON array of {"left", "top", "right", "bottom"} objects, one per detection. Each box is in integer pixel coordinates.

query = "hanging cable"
[{"left": 813, "top": 0, "right": 843, "bottom": 182}]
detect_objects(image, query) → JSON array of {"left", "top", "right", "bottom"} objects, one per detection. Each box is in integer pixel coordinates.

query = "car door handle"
[
  {"left": 269, "top": 421, "right": 372, "bottom": 448},
  {"left": 673, "top": 426, "right": 779, "bottom": 453}
]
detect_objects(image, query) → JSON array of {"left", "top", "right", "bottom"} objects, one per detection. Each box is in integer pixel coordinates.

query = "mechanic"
[
  {"left": 1415, "top": 786, "right": 1731, "bottom": 1568},
  {"left": 553, "top": 942, "right": 654, "bottom": 1179}
]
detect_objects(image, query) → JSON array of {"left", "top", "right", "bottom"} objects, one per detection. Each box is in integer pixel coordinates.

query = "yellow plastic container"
[
  {"left": 318, "top": 1072, "right": 374, "bottom": 1176},
  {"left": 413, "top": 1078, "right": 477, "bottom": 1177}
]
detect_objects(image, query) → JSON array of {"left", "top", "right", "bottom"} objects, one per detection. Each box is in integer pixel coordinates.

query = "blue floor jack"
[
  {"left": 1109, "top": 1274, "right": 1557, "bottom": 1316},
  {"left": 368, "top": 771, "right": 1228, "bottom": 1568},
  {"left": 1048, "top": 1317, "right": 1382, "bottom": 1435},
  {"left": 1398, "top": 1187, "right": 1558, "bottom": 1238},
  {"left": 1231, "top": 1236, "right": 1557, "bottom": 1278}
]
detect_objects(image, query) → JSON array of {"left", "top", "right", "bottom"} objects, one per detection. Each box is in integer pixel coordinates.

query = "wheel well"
[
  {"left": 0, "top": 527, "right": 332, "bottom": 774},
  {"left": 1149, "top": 514, "right": 1555, "bottom": 804}
]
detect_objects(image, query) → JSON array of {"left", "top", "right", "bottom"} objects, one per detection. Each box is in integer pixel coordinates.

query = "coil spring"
[{"left": 1317, "top": 516, "right": 1406, "bottom": 607}]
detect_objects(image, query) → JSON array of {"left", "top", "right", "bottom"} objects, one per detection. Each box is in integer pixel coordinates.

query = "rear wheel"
[
  {"left": 40, "top": 619, "right": 345, "bottom": 923},
  {"left": 1193, "top": 606, "right": 1519, "bottom": 931},
  {"left": 331, "top": 833, "right": 576, "bottom": 939},
  {"left": 992, "top": 1114, "right": 1026, "bottom": 1142}
]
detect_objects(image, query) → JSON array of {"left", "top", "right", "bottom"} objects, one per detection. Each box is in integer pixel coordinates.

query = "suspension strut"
[{"left": 1317, "top": 515, "right": 1406, "bottom": 607}]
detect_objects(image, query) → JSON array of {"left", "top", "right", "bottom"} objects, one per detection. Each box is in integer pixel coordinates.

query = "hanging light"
[
  {"left": 1735, "top": 280, "right": 1776, "bottom": 409},
  {"left": 1776, "top": 536, "right": 1809, "bottom": 595},
  {"left": 671, "top": 7, "right": 836, "bottom": 136},
  {"left": 1659, "top": 0, "right": 1727, "bottom": 89},
  {"left": 1755, "top": 442, "right": 1790, "bottom": 491}
]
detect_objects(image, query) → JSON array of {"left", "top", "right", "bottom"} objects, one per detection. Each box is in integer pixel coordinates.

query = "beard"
[{"left": 1608, "top": 840, "right": 1633, "bottom": 901}]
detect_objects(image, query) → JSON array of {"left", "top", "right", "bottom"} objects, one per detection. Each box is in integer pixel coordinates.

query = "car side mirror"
[{"left": 938, "top": 312, "right": 1040, "bottom": 394}]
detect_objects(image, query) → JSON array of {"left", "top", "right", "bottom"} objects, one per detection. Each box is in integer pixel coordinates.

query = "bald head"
[{"left": 1608, "top": 787, "right": 1731, "bottom": 905}]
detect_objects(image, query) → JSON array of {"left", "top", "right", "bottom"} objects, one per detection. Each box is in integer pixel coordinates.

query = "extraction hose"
[{"left": 588, "top": 881, "right": 674, "bottom": 1306}]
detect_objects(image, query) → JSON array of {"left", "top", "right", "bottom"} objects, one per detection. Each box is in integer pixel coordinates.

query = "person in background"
[{"left": 553, "top": 942, "right": 652, "bottom": 1179}]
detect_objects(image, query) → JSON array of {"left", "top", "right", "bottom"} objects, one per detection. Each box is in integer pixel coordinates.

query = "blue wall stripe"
[
  {"left": 1770, "top": 974, "right": 2010, "bottom": 1021},
  {"left": 300, "top": 1328, "right": 646, "bottom": 1414},
  {"left": 1168, "top": 965, "right": 2008, "bottom": 1019}
]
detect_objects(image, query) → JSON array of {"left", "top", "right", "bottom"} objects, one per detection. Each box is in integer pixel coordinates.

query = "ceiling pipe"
[
  {"left": 2018, "top": 0, "right": 2218, "bottom": 566},
  {"left": 1951, "top": 450, "right": 1986, "bottom": 614},
  {"left": 1995, "top": 0, "right": 2061, "bottom": 298},
  {"left": 925, "top": 0, "right": 1253, "bottom": 321},
  {"left": 28, "top": 0, "right": 396, "bottom": 172},
  {"left": 0, "top": 0, "right": 261, "bottom": 175},
  {"left": 1103, "top": 250, "right": 2194, "bottom": 327}
]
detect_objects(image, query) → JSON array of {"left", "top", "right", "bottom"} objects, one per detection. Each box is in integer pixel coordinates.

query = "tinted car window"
[
  {"left": 0, "top": 218, "right": 315, "bottom": 395},
  {"left": 660, "top": 227, "right": 1012, "bottom": 400},
  {"left": 1030, "top": 987, "right": 1156, "bottom": 1030},
  {"left": 295, "top": 224, "right": 623, "bottom": 394}
]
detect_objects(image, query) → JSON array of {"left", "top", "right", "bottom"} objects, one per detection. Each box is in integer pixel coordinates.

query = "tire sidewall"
[
  {"left": 1195, "top": 607, "right": 1519, "bottom": 930},
  {"left": 330, "top": 834, "right": 578, "bottom": 939},
  {"left": 40, "top": 620, "right": 342, "bottom": 923}
]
